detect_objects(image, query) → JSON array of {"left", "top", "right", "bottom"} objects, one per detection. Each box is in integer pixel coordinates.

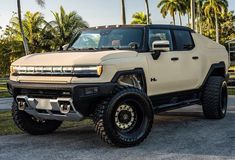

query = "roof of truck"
[{"left": 90, "top": 24, "right": 195, "bottom": 32}]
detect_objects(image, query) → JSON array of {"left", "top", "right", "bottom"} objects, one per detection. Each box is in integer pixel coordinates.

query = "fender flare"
[
  {"left": 201, "top": 62, "right": 227, "bottom": 89},
  {"left": 111, "top": 68, "right": 147, "bottom": 93}
]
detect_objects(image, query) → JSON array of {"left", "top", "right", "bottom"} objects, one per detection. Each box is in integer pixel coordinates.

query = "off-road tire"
[
  {"left": 12, "top": 101, "right": 62, "bottom": 135},
  {"left": 202, "top": 76, "right": 228, "bottom": 119},
  {"left": 93, "top": 86, "right": 154, "bottom": 147}
]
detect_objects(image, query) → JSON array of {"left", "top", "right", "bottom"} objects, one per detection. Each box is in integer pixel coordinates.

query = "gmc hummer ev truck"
[{"left": 8, "top": 25, "right": 229, "bottom": 147}]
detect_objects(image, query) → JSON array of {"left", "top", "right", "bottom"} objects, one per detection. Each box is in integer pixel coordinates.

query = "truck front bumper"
[{"left": 7, "top": 81, "right": 116, "bottom": 120}]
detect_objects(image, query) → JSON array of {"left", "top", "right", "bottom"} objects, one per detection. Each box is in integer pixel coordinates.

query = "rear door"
[{"left": 172, "top": 30, "right": 201, "bottom": 91}]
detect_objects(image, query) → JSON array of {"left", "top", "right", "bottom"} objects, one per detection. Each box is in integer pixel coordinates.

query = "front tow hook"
[{"left": 17, "top": 100, "right": 26, "bottom": 111}]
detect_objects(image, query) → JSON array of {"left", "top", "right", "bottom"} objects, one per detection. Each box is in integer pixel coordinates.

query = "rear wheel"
[
  {"left": 93, "top": 87, "right": 153, "bottom": 147},
  {"left": 202, "top": 76, "right": 228, "bottom": 119},
  {"left": 12, "top": 101, "right": 62, "bottom": 135}
]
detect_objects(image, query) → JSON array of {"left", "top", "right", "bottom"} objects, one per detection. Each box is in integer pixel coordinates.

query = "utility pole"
[{"left": 191, "top": 0, "right": 196, "bottom": 30}]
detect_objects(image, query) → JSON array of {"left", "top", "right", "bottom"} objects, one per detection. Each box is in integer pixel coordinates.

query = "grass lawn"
[
  {"left": 228, "top": 88, "right": 235, "bottom": 95},
  {"left": 0, "top": 92, "right": 11, "bottom": 98},
  {"left": 0, "top": 111, "right": 92, "bottom": 136},
  {"left": 0, "top": 79, "right": 7, "bottom": 83},
  {"left": 0, "top": 84, "right": 11, "bottom": 98}
]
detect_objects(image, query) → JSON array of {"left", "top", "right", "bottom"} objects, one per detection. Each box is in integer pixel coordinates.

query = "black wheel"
[
  {"left": 12, "top": 101, "right": 62, "bottom": 135},
  {"left": 93, "top": 86, "right": 154, "bottom": 147},
  {"left": 202, "top": 76, "right": 228, "bottom": 119}
]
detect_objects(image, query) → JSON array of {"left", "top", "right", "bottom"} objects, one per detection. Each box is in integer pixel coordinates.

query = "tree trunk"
[
  {"left": 187, "top": 12, "right": 190, "bottom": 27},
  {"left": 191, "top": 0, "right": 196, "bottom": 30},
  {"left": 197, "top": 1, "right": 202, "bottom": 34},
  {"left": 144, "top": 0, "right": 150, "bottom": 24},
  {"left": 215, "top": 13, "right": 219, "bottom": 43},
  {"left": 173, "top": 13, "right": 176, "bottom": 25},
  {"left": 121, "top": 0, "right": 126, "bottom": 25},
  {"left": 178, "top": 12, "right": 182, "bottom": 26},
  {"left": 17, "top": 0, "right": 29, "bottom": 55}
]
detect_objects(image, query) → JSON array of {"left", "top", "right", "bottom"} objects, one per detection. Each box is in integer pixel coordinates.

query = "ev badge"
[{"left": 151, "top": 78, "right": 157, "bottom": 82}]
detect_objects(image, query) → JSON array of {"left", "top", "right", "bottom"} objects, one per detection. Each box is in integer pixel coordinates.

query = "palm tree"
[
  {"left": 183, "top": 0, "right": 191, "bottom": 27},
  {"left": 8, "top": 12, "right": 46, "bottom": 53},
  {"left": 131, "top": 12, "right": 150, "bottom": 24},
  {"left": 144, "top": 0, "right": 150, "bottom": 24},
  {"left": 45, "top": 6, "right": 88, "bottom": 50},
  {"left": 191, "top": 0, "right": 196, "bottom": 30},
  {"left": 203, "top": 0, "right": 228, "bottom": 43},
  {"left": 178, "top": 2, "right": 188, "bottom": 26},
  {"left": 196, "top": 0, "right": 205, "bottom": 34},
  {"left": 157, "top": 0, "right": 183, "bottom": 25},
  {"left": 17, "top": 0, "right": 45, "bottom": 55},
  {"left": 121, "top": 0, "right": 126, "bottom": 24}
]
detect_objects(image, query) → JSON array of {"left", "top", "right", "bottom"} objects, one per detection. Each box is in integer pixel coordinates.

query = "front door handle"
[
  {"left": 192, "top": 56, "right": 199, "bottom": 60},
  {"left": 171, "top": 57, "right": 179, "bottom": 61}
]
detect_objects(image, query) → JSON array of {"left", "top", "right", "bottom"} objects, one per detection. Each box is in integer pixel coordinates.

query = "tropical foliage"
[
  {"left": 17, "top": 0, "right": 45, "bottom": 55},
  {"left": 131, "top": 12, "right": 151, "bottom": 24},
  {"left": 8, "top": 12, "right": 46, "bottom": 53},
  {"left": 156, "top": 0, "right": 235, "bottom": 44},
  {"left": 157, "top": 0, "right": 186, "bottom": 25},
  {"left": 44, "top": 6, "right": 88, "bottom": 50},
  {"left": 0, "top": 6, "right": 88, "bottom": 77},
  {"left": 203, "top": 0, "right": 228, "bottom": 43}
]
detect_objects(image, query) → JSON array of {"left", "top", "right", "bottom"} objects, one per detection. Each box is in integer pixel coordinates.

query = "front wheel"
[
  {"left": 93, "top": 87, "right": 154, "bottom": 147},
  {"left": 202, "top": 76, "right": 228, "bottom": 119},
  {"left": 12, "top": 101, "right": 62, "bottom": 135}
]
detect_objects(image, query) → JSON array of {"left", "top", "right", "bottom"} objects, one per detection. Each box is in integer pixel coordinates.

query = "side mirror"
[
  {"left": 151, "top": 40, "right": 170, "bottom": 60},
  {"left": 152, "top": 40, "right": 170, "bottom": 52},
  {"left": 62, "top": 44, "right": 69, "bottom": 51},
  {"left": 128, "top": 42, "right": 139, "bottom": 49}
]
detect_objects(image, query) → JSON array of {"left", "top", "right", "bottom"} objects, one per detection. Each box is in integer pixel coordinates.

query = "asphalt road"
[
  {"left": 0, "top": 98, "right": 12, "bottom": 110},
  {"left": 0, "top": 97, "right": 235, "bottom": 160}
]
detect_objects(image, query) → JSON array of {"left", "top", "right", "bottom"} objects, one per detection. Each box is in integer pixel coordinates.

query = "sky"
[{"left": 0, "top": 0, "right": 235, "bottom": 30}]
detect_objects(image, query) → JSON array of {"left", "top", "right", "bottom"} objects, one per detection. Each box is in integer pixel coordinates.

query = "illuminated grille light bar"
[{"left": 11, "top": 66, "right": 102, "bottom": 77}]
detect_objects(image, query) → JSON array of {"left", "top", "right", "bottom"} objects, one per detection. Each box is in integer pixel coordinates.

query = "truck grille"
[{"left": 15, "top": 88, "right": 72, "bottom": 98}]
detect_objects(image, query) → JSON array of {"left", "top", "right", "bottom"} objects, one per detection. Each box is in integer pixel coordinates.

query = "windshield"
[{"left": 69, "top": 28, "right": 143, "bottom": 51}]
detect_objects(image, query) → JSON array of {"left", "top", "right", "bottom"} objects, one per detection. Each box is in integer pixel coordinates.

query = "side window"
[
  {"left": 149, "top": 29, "right": 173, "bottom": 51},
  {"left": 173, "top": 30, "right": 194, "bottom": 51}
]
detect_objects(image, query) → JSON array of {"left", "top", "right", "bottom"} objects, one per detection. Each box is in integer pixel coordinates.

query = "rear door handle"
[
  {"left": 192, "top": 56, "right": 199, "bottom": 60},
  {"left": 171, "top": 57, "right": 179, "bottom": 61}
]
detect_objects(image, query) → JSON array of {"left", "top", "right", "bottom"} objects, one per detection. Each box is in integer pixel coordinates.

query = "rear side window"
[{"left": 173, "top": 30, "right": 194, "bottom": 51}]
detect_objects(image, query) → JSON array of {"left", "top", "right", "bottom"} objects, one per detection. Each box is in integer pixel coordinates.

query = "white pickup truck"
[{"left": 8, "top": 24, "right": 229, "bottom": 147}]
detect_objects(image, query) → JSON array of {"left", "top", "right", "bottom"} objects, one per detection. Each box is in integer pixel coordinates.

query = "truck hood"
[{"left": 12, "top": 50, "right": 138, "bottom": 66}]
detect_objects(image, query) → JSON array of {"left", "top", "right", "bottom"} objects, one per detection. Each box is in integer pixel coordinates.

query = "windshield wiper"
[
  {"left": 68, "top": 47, "right": 97, "bottom": 51},
  {"left": 68, "top": 47, "right": 80, "bottom": 51},
  {"left": 101, "top": 46, "right": 118, "bottom": 50},
  {"left": 86, "top": 48, "right": 97, "bottom": 51}
]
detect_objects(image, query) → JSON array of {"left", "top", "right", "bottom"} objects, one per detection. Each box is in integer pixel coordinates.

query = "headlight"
[
  {"left": 11, "top": 66, "right": 27, "bottom": 74},
  {"left": 74, "top": 66, "right": 102, "bottom": 76},
  {"left": 10, "top": 65, "right": 103, "bottom": 77},
  {"left": 10, "top": 66, "right": 14, "bottom": 75}
]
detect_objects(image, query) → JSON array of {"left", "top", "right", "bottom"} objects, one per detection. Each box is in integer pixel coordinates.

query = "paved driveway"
[{"left": 0, "top": 97, "right": 235, "bottom": 160}]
